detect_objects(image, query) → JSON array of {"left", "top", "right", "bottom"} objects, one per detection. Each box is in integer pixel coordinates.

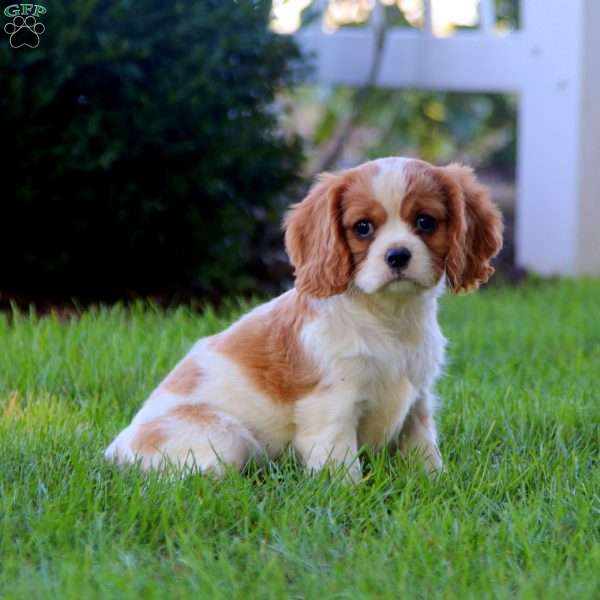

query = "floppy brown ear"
[
  {"left": 284, "top": 173, "right": 353, "bottom": 298},
  {"left": 435, "top": 164, "right": 504, "bottom": 293}
]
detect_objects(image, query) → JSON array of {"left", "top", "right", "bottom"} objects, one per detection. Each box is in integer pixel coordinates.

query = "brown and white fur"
[{"left": 105, "top": 157, "right": 503, "bottom": 480}]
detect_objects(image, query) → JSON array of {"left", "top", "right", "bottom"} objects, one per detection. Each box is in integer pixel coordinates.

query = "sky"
[{"left": 271, "top": 0, "right": 482, "bottom": 36}]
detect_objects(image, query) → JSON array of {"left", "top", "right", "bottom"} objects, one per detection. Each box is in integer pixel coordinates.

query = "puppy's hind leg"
[{"left": 105, "top": 404, "right": 261, "bottom": 475}]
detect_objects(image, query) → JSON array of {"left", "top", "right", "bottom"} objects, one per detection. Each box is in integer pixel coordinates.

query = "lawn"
[{"left": 1, "top": 279, "right": 599, "bottom": 599}]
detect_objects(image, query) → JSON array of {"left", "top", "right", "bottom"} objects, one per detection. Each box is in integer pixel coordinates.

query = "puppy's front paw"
[
  {"left": 399, "top": 411, "right": 443, "bottom": 477},
  {"left": 295, "top": 434, "right": 363, "bottom": 483},
  {"left": 398, "top": 440, "right": 443, "bottom": 477},
  {"left": 422, "top": 443, "right": 443, "bottom": 476}
]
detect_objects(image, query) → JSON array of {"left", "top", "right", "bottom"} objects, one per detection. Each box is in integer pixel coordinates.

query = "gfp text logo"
[{"left": 4, "top": 4, "right": 47, "bottom": 48}]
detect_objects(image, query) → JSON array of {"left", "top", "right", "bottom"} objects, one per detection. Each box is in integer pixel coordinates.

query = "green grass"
[{"left": 1, "top": 279, "right": 599, "bottom": 599}]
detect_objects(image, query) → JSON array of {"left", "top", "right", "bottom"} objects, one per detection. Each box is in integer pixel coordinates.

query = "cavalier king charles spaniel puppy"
[{"left": 106, "top": 157, "right": 503, "bottom": 480}]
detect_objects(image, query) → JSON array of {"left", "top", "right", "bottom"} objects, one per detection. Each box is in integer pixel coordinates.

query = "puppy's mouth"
[
  {"left": 380, "top": 270, "right": 434, "bottom": 293},
  {"left": 381, "top": 272, "right": 418, "bottom": 291},
  {"left": 390, "top": 271, "right": 407, "bottom": 281}
]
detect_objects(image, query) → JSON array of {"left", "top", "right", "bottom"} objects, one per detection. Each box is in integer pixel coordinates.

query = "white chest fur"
[{"left": 302, "top": 288, "right": 446, "bottom": 398}]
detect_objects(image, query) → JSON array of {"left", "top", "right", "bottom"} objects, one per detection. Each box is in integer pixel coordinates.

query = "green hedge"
[{"left": 0, "top": 0, "right": 305, "bottom": 301}]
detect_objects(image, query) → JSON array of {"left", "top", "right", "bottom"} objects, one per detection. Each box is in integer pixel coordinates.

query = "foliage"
[
  {"left": 303, "top": 86, "right": 517, "bottom": 171},
  {"left": 0, "top": 0, "right": 305, "bottom": 301},
  {"left": 496, "top": 0, "right": 520, "bottom": 29},
  {"left": 1, "top": 278, "right": 599, "bottom": 597}
]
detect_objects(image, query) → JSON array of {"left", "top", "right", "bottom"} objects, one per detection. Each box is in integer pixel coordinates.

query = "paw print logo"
[{"left": 4, "top": 15, "right": 45, "bottom": 48}]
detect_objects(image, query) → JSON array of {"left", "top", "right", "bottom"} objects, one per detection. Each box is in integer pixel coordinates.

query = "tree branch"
[{"left": 310, "top": 10, "right": 388, "bottom": 177}]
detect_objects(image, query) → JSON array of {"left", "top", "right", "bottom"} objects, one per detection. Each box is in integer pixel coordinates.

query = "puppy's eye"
[
  {"left": 415, "top": 214, "right": 437, "bottom": 233},
  {"left": 353, "top": 220, "right": 374, "bottom": 238}
]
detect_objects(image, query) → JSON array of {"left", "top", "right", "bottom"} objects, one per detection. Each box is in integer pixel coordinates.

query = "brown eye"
[
  {"left": 353, "top": 220, "right": 374, "bottom": 239},
  {"left": 415, "top": 214, "right": 437, "bottom": 233}
]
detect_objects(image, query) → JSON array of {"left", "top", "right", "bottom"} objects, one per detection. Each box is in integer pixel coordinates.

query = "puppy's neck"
[
  {"left": 304, "top": 282, "right": 442, "bottom": 346},
  {"left": 345, "top": 281, "right": 442, "bottom": 324}
]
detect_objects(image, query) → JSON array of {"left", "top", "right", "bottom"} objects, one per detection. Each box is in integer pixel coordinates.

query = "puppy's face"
[{"left": 285, "top": 157, "right": 503, "bottom": 298}]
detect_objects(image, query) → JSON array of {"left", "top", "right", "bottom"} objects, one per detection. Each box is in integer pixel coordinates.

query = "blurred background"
[{"left": 0, "top": 0, "right": 552, "bottom": 309}]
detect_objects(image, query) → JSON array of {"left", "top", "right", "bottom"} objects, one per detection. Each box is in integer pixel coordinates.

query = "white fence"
[{"left": 297, "top": 0, "right": 600, "bottom": 276}]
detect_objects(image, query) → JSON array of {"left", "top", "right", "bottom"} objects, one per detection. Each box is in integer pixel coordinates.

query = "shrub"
[{"left": 0, "top": 0, "right": 305, "bottom": 302}]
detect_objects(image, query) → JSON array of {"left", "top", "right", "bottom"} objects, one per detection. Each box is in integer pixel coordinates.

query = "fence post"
[{"left": 516, "top": 0, "right": 600, "bottom": 275}]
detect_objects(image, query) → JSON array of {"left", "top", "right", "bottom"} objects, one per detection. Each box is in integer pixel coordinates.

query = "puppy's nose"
[{"left": 385, "top": 247, "right": 412, "bottom": 270}]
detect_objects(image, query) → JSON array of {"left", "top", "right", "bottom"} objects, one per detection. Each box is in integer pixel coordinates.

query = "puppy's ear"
[
  {"left": 434, "top": 164, "right": 503, "bottom": 293},
  {"left": 284, "top": 173, "right": 353, "bottom": 297}
]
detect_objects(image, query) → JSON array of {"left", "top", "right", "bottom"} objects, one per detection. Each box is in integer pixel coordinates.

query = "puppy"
[{"left": 105, "top": 157, "right": 503, "bottom": 480}]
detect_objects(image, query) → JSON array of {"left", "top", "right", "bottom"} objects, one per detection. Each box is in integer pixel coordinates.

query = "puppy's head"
[{"left": 284, "top": 157, "right": 503, "bottom": 297}]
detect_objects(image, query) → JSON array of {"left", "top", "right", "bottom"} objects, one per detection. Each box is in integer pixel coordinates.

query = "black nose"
[{"left": 385, "top": 247, "right": 412, "bottom": 270}]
